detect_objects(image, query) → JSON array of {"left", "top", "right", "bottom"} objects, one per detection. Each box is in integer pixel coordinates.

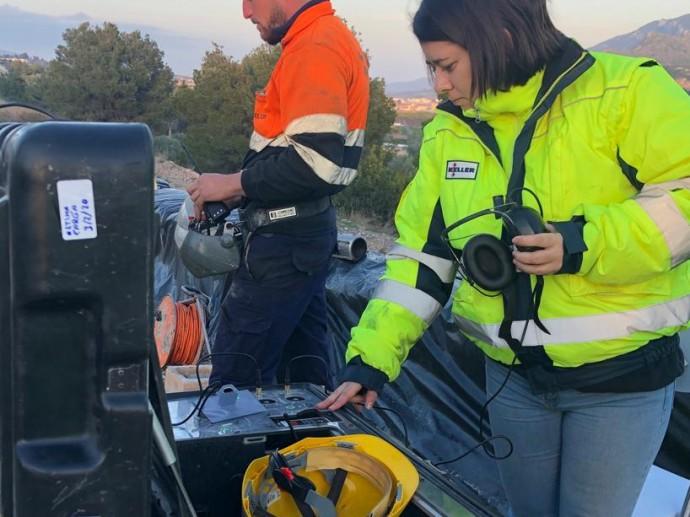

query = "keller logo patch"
[{"left": 446, "top": 160, "right": 479, "bottom": 180}]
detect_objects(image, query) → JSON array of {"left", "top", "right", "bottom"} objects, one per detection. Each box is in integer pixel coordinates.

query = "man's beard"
[{"left": 262, "top": 6, "right": 288, "bottom": 45}]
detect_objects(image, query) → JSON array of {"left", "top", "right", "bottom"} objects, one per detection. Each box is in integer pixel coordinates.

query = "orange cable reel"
[{"left": 154, "top": 294, "right": 206, "bottom": 368}]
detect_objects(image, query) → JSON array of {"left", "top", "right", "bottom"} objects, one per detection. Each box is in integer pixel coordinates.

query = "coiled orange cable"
[{"left": 154, "top": 295, "right": 205, "bottom": 368}]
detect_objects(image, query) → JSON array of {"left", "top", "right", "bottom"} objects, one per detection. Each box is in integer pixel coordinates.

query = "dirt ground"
[
  {"left": 337, "top": 215, "right": 397, "bottom": 254},
  {"left": 155, "top": 158, "right": 199, "bottom": 188},
  {"left": 155, "top": 159, "right": 397, "bottom": 254}
]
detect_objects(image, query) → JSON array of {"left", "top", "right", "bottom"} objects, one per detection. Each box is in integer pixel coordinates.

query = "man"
[{"left": 187, "top": 0, "right": 370, "bottom": 388}]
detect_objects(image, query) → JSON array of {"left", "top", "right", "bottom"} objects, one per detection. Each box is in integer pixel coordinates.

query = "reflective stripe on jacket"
[
  {"left": 241, "top": 1, "right": 370, "bottom": 205},
  {"left": 346, "top": 42, "right": 690, "bottom": 382}
]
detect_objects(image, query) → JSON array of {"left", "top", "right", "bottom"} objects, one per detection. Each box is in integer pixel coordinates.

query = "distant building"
[
  {"left": 174, "top": 75, "right": 195, "bottom": 89},
  {"left": 383, "top": 142, "right": 410, "bottom": 157},
  {"left": 0, "top": 57, "right": 28, "bottom": 65},
  {"left": 393, "top": 96, "right": 437, "bottom": 115}
]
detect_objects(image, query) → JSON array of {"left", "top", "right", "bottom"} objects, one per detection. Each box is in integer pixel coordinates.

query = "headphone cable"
[
  {"left": 434, "top": 290, "right": 539, "bottom": 466},
  {"left": 352, "top": 401, "right": 410, "bottom": 448}
]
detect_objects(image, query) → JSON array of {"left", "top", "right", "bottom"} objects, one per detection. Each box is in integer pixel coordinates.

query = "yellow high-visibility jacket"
[{"left": 343, "top": 40, "right": 690, "bottom": 388}]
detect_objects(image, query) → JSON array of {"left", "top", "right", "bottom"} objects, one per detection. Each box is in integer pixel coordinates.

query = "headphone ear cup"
[
  {"left": 504, "top": 206, "right": 547, "bottom": 251},
  {"left": 462, "top": 234, "right": 515, "bottom": 291}
]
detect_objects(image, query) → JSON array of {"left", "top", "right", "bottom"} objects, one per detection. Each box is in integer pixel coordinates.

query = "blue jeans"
[{"left": 486, "top": 359, "right": 674, "bottom": 517}]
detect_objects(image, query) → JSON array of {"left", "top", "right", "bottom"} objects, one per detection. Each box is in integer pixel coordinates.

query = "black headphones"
[{"left": 441, "top": 194, "right": 547, "bottom": 292}]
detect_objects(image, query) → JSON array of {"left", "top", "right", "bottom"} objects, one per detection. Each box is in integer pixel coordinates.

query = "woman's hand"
[
  {"left": 512, "top": 224, "right": 564, "bottom": 275},
  {"left": 315, "top": 381, "right": 378, "bottom": 411}
]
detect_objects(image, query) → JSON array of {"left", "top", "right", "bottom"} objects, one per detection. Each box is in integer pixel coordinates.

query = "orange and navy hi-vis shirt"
[{"left": 240, "top": 0, "right": 370, "bottom": 208}]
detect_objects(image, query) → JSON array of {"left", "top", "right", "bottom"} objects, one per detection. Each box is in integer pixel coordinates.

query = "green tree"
[
  {"left": 172, "top": 44, "right": 254, "bottom": 172},
  {"left": 36, "top": 23, "right": 174, "bottom": 132},
  {"left": 334, "top": 145, "right": 409, "bottom": 223},
  {"left": 0, "top": 66, "right": 28, "bottom": 102},
  {"left": 241, "top": 44, "right": 281, "bottom": 93},
  {"left": 363, "top": 77, "right": 397, "bottom": 149},
  {"left": 334, "top": 76, "right": 404, "bottom": 223},
  {"left": 0, "top": 61, "right": 45, "bottom": 103}
]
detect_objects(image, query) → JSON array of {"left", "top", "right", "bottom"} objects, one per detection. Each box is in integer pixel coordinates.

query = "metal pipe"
[{"left": 333, "top": 233, "right": 367, "bottom": 262}]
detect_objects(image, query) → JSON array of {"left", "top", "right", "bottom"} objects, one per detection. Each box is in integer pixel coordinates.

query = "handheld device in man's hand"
[{"left": 203, "top": 202, "right": 231, "bottom": 224}]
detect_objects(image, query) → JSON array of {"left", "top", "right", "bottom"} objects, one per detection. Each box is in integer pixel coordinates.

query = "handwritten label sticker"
[{"left": 57, "top": 179, "right": 98, "bottom": 241}]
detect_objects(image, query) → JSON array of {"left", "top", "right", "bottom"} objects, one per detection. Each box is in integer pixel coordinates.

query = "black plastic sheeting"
[
  {"left": 154, "top": 188, "right": 690, "bottom": 512},
  {"left": 325, "top": 257, "right": 508, "bottom": 511},
  {"left": 155, "top": 187, "right": 227, "bottom": 342}
]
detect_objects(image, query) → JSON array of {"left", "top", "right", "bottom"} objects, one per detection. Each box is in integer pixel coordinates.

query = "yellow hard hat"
[{"left": 241, "top": 434, "right": 419, "bottom": 517}]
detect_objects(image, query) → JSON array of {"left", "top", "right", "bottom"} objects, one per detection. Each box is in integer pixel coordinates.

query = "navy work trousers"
[{"left": 210, "top": 229, "right": 337, "bottom": 389}]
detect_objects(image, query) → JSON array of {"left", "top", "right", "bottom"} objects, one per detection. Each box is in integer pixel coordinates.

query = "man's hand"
[
  {"left": 512, "top": 224, "right": 564, "bottom": 275},
  {"left": 316, "top": 381, "right": 378, "bottom": 411},
  {"left": 187, "top": 172, "right": 245, "bottom": 218}
]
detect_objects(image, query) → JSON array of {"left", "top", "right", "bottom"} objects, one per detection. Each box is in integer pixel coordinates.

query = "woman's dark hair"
[{"left": 413, "top": 0, "right": 566, "bottom": 98}]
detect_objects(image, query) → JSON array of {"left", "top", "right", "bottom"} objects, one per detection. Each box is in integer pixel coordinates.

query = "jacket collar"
[
  {"left": 439, "top": 39, "right": 591, "bottom": 124},
  {"left": 269, "top": 0, "right": 333, "bottom": 46},
  {"left": 436, "top": 39, "right": 594, "bottom": 176},
  {"left": 463, "top": 70, "right": 544, "bottom": 122}
]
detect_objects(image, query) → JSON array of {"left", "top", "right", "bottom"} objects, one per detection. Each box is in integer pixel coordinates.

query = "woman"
[{"left": 318, "top": 0, "right": 690, "bottom": 515}]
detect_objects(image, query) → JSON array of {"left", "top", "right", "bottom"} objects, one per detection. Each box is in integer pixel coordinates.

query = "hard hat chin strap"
[
  {"left": 255, "top": 446, "right": 395, "bottom": 517},
  {"left": 269, "top": 449, "right": 333, "bottom": 517}
]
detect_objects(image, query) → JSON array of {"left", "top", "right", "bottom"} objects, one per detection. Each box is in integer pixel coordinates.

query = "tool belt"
[{"left": 239, "top": 197, "right": 332, "bottom": 234}]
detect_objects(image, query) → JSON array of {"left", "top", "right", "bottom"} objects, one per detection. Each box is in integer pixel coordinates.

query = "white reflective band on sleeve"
[
  {"left": 249, "top": 132, "right": 288, "bottom": 153},
  {"left": 249, "top": 134, "right": 358, "bottom": 185},
  {"left": 373, "top": 280, "right": 442, "bottom": 325},
  {"left": 289, "top": 137, "right": 357, "bottom": 185},
  {"left": 636, "top": 179, "right": 690, "bottom": 268},
  {"left": 387, "top": 245, "right": 456, "bottom": 284},
  {"left": 345, "top": 129, "right": 366, "bottom": 147},
  {"left": 454, "top": 294, "right": 690, "bottom": 348},
  {"left": 286, "top": 114, "right": 348, "bottom": 137}
]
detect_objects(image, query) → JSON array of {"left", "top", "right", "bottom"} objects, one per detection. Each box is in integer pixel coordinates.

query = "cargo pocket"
[
  {"left": 244, "top": 233, "right": 294, "bottom": 283},
  {"left": 291, "top": 233, "right": 336, "bottom": 276}
]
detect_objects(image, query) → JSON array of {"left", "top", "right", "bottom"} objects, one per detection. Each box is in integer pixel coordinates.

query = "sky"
[{"left": 6, "top": 0, "right": 690, "bottom": 83}]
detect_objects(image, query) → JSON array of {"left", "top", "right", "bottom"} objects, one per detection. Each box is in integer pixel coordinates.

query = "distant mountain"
[
  {"left": 386, "top": 77, "right": 435, "bottom": 99},
  {"left": 389, "top": 14, "right": 690, "bottom": 100},
  {"left": 592, "top": 13, "right": 690, "bottom": 88},
  {"left": 0, "top": 5, "right": 88, "bottom": 59},
  {"left": 0, "top": 5, "right": 221, "bottom": 75},
  {"left": 592, "top": 14, "right": 690, "bottom": 56}
]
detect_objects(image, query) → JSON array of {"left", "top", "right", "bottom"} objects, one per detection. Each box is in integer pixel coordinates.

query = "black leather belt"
[{"left": 239, "top": 197, "right": 332, "bottom": 234}]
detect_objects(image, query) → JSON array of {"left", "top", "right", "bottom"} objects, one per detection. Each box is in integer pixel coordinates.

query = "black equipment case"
[{"left": 0, "top": 122, "right": 155, "bottom": 517}]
